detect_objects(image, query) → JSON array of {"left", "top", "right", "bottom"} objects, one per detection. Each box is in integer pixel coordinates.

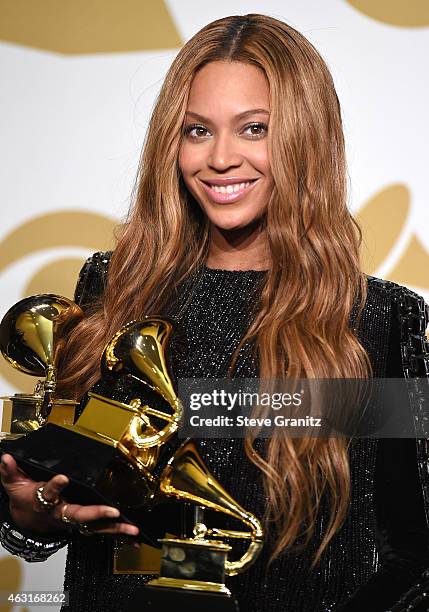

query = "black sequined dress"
[{"left": 3, "top": 251, "right": 429, "bottom": 612}]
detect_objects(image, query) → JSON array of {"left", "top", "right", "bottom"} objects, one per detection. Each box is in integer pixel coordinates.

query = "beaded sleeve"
[
  {"left": 73, "top": 251, "right": 111, "bottom": 307},
  {"left": 388, "top": 283, "right": 429, "bottom": 612},
  {"left": 341, "top": 279, "right": 429, "bottom": 612}
]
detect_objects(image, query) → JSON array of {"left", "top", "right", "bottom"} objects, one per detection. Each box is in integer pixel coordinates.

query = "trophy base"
[
  {"left": 148, "top": 576, "right": 231, "bottom": 594},
  {"left": 0, "top": 432, "right": 24, "bottom": 442},
  {"left": 130, "top": 535, "right": 239, "bottom": 610},
  {"left": 129, "top": 585, "right": 239, "bottom": 612},
  {"left": 0, "top": 423, "right": 182, "bottom": 547},
  {"left": 1, "top": 424, "right": 119, "bottom": 501},
  {"left": 1, "top": 394, "right": 76, "bottom": 435}
]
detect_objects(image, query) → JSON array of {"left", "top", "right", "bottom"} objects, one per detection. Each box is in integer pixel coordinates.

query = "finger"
[
  {"left": 92, "top": 522, "right": 139, "bottom": 537},
  {"left": 0, "top": 454, "right": 29, "bottom": 485},
  {"left": 55, "top": 504, "right": 121, "bottom": 524},
  {"left": 39, "top": 474, "right": 69, "bottom": 503}
]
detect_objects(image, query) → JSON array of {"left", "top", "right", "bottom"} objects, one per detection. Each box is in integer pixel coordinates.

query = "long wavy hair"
[{"left": 58, "top": 14, "right": 371, "bottom": 564}]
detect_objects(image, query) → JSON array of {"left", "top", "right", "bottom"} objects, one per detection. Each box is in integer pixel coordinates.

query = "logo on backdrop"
[
  {"left": 0, "top": 210, "right": 117, "bottom": 392},
  {"left": 346, "top": 0, "right": 429, "bottom": 28},
  {"left": 0, "top": 0, "right": 182, "bottom": 54}
]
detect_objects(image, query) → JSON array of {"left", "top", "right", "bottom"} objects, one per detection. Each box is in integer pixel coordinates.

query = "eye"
[
  {"left": 242, "top": 122, "right": 268, "bottom": 138},
  {"left": 183, "top": 122, "right": 268, "bottom": 139},
  {"left": 183, "top": 124, "right": 211, "bottom": 139}
]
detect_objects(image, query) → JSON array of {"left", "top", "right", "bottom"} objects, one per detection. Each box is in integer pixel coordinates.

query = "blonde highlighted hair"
[{"left": 58, "top": 14, "right": 370, "bottom": 564}]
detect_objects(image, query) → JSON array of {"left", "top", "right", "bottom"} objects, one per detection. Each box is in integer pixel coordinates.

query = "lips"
[{"left": 199, "top": 178, "right": 259, "bottom": 204}]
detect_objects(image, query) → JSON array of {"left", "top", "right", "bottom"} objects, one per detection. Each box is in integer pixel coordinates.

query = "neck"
[{"left": 206, "top": 220, "right": 270, "bottom": 271}]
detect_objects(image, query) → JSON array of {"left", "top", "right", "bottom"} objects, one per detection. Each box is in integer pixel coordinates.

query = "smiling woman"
[
  {"left": 1, "top": 12, "right": 429, "bottom": 612},
  {"left": 179, "top": 61, "right": 273, "bottom": 269}
]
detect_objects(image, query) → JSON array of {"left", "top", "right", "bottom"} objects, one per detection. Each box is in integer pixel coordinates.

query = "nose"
[{"left": 207, "top": 131, "right": 242, "bottom": 171}]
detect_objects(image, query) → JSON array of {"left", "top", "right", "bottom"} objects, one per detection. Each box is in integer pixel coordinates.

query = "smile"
[{"left": 199, "top": 179, "right": 259, "bottom": 203}]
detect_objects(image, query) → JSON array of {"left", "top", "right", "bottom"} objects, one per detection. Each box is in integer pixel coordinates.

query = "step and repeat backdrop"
[{"left": 0, "top": 1, "right": 428, "bottom": 609}]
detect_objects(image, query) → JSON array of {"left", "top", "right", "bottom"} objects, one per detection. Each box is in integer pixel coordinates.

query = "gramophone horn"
[
  {"left": 0, "top": 294, "right": 84, "bottom": 378},
  {"left": 158, "top": 439, "right": 264, "bottom": 576},
  {"left": 100, "top": 317, "right": 183, "bottom": 448},
  {"left": 0, "top": 294, "right": 84, "bottom": 425}
]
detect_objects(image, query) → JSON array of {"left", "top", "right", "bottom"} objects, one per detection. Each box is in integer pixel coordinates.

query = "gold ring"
[
  {"left": 61, "top": 504, "right": 72, "bottom": 525},
  {"left": 35, "top": 485, "right": 61, "bottom": 510},
  {"left": 78, "top": 522, "right": 93, "bottom": 536}
]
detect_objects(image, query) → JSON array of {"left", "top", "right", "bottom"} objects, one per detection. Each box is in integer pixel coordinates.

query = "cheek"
[
  {"left": 178, "top": 144, "right": 202, "bottom": 178},
  {"left": 178, "top": 145, "right": 188, "bottom": 176},
  {"left": 250, "top": 144, "right": 272, "bottom": 176},
  {"left": 178, "top": 147, "right": 199, "bottom": 200}
]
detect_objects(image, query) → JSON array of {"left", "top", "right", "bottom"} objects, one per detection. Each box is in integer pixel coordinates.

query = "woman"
[{"left": 1, "top": 13, "right": 429, "bottom": 612}]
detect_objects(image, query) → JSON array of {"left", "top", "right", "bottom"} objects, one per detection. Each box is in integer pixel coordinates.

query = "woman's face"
[{"left": 179, "top": 61, "right": 274, "bottom": 232}]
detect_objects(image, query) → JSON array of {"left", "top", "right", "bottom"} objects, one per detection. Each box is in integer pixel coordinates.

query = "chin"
[
  {"left": 209, "top": 217, "right": 254, "bottom": 232},
  {"left": 207, "top": 209, "right": 265, "bottom": 232}
]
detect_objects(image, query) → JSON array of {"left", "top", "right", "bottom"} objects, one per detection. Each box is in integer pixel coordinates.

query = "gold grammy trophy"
[
  {"left": 142, "top": 438, "right": 264, "bottom": 610},
  {"left": 0, "top": 315, "right": 184, "bottom": 541},
  {"left": 0, "top": 300, "right": 264, "bottom": 608},
  {"left": 99, "top": 319, "right": 265, "bottom": 608},
  {"left": 0, "top": 295, "right": 84, "bottom": 439}
]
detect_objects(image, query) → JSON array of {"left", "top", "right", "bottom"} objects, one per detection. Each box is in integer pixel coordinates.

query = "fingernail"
[
  {"left": 106, "top": 508, "right": 120, "bottom": 518},
  {"left": 128, "top": 526, "right": 139, "bottom": 535}
]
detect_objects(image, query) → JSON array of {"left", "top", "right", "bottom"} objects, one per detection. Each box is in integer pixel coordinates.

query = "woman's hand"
[{"left": 0, "top": 453, "right": 139, "bottom": 537}]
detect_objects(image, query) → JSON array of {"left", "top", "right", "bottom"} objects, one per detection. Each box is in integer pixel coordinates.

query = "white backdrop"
[{"left": 0, "top": 1, "right": 428, "bottom": 609}]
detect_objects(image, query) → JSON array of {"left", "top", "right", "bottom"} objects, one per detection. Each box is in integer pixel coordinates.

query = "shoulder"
[
  {"left": 74, "top": 251, "right": 112, "bottom": 307},
  {"left": 365, "top": 275, "right": 429, "bottom": 378},
  {"left": 367, "top": 273, "right": 426, "bottom": 301},
  {"left": 366, "top": 274, "right": 428, "bottom": 331}
]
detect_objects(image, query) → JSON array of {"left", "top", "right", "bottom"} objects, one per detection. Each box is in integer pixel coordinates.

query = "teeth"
[{"left": 210, "top": 181, "right": 253, "bottom": 194}]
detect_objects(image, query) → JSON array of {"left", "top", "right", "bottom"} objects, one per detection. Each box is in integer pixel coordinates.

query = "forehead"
[{"left": 186, "top": 61, "right": 269, "bottom": 116}]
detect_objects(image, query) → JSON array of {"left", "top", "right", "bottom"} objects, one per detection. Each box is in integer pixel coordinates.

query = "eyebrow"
[{"left": 185, "top": 108, "right": 270, "bottom": 122}]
